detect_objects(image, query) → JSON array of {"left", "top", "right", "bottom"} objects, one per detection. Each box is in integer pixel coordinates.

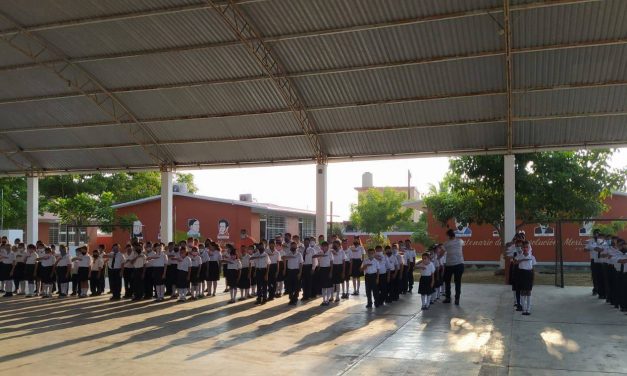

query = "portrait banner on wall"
[
  {"left": 217, "top": 219, "right": 230, "bottom": 240},
  {"left": 579, "top": 221, "right": 595, "bottom": 237},
  {"left": 533, "top": 224, "right": 555, "bottom": 237},
  {"left": 187, "top": 218, "right": 201, "bottom": 239},
  {"left": 132, "top": 220, "right": 143, "bottom": 240},
  {"left": 453, "top": 218, "right": 472, "bottom": 237}
]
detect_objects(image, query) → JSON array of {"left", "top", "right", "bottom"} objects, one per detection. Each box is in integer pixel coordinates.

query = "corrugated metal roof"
[{"left": 0, "top": 0, "right": 624, "bottom": 174}]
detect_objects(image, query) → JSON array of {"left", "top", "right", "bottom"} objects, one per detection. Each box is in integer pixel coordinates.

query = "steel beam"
[
  {"left": 0, "top": 11, "right": 176, "bottom": 167},
  {"left": 206, "top": 0, "right": 325, "bottom": 163},
  {"left": 504, "top": 0, "right": 514, "bottom": 151},
  {"left": 5, "top": 109, "right": 627, "bottom": 154}
]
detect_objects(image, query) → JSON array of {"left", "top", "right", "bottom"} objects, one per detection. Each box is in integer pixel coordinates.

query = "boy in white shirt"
[{"left": 360, "top": 248, "right": 379, "bottom": 308}]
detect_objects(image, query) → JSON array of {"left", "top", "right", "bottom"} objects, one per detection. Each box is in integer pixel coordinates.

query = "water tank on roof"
[
  {"left": 362, "top": 172, "right": 373, "bottom": 188},
  {"left": 239, "top": 194, "right": 253, "bottom": 202}
]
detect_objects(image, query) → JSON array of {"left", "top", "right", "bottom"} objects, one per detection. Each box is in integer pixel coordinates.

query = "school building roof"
[
  {"left": 0, "top": 0, "right": 626, "bottom": 175},
  {"left": 111, "top": 192, "right": 316, "bottom": 217}
]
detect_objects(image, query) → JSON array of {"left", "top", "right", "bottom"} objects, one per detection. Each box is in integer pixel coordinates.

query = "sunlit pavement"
[{"left": 1, "top": 283, "right": 625, "bottom": 375}]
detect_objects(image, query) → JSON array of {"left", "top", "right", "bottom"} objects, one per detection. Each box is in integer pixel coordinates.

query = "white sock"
[
  {"left": 527, "top": 295, "right": 532, "bottom": 311},
  {"left": 431, "top": 292, "right": 437, "bottom": 303},
  {"left": 61, "top": 283, "right": 68, "bottom": 294},
  {"left": 81, "top": 287, "right": 86, "bottom": 296},
  {"left": 335, "top": 285, "right": 340, "bottom": 299},
  {"left": 6, "top": 280, "right": 13, "bottom": 292},
  {"left": 28, "top": 282, "right": 34, "bottom": 295},
  {"left": 521, "top": 296, "right": 528, "bottom": 311},
  {"left": 19, "top": 281, "right": 26, "bottom": 293}
]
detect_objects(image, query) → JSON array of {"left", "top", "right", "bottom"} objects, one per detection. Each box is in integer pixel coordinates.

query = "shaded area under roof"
[{"left": 0, "top": 0, "right": 625, "bottom": 175}]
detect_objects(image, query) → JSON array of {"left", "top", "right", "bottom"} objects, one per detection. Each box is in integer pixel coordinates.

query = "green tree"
[
  {"left": 0, "top": 177, "right": 27, "bottom": 229},
  {"left": 175, "top": 173, "right": 198, "bottom": 194},
  {"left": 424, "top": 150, "right": 626, "bottom": 239},
  {"left": 350, "top": 188, "right": 412, "bottom": 235},
  {"left": 410, "top": 213, "right": 436, "bottom": 248},
  {"left": 327, "top": 223, "right": 344, "bottom": 240}
]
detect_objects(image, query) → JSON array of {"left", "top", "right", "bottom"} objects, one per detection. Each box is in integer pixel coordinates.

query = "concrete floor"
[{"left": 1, "top": 283, "right": 626, "bottom": 376}]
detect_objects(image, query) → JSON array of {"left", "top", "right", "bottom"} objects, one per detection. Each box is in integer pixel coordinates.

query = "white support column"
[
  {"left": 160, "top": 169, "right": 173, "bottom": 244},
  {"left": 504, "top": 154, "right": 516, "bottom": 242},
  {"left": 26, "top": 176, "right": 39, "bottom": 244},
  {"left": 315, "top": 163, "right": 327, "bottom": 239}
]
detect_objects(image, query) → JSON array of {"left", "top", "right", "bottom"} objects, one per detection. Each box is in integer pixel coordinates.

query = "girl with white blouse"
[
  {"left": 224, "top": 245, "right": 241, "bottom": 304},
  {"left": 72, "top": 247, "right": 92, "bottom": 298},
  {"left": 24, "top": 244, "right": 38, "bottom": 297},
  {"left": 54, "top": 245, "right": 72, "bottom": 298},
  {"left": 312, "top": 242, "right": 334, "bottom": 306},
  {"left": 416, "top": 253, "right": 435, "bottom": 310},
  {"left": 189, "top": 247, "right": 202, "bottom": 300},
  {"left": 176, "top": 247, "right": 191, "bottom": 302},
  {"left": 36, "top": 247, "right": 55, "bottom": 298},
  {"left": 349, "top": 239, "right": 365, "bottom": 296},
  {"left": 89, "top": 249, "right": 104, "bottom": 296},
  {"left": 514, "top": 241, "right": 536, "bottom": 316},
  {"left": 238, "top": 246, "right": 252, "bottom": 300},
  {"left": 147, "top": 243, "right": 168, "bottom": 302},
  {"left": 130, "top": 245, "right": 146, "bottom": 301}
]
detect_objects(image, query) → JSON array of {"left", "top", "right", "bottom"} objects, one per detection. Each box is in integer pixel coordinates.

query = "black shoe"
[
  {"left": 261, "top": 298, "right": 267, "bottom": 305},
  {"left": 110, "top": 297, "right": 121, "bottom": 301},
  {"left": 3, "top": 293, "right": 13, "bottom": 297},
  {"left": 516, "top": 305, "right": 523, "bottom": 311},
  {"left": 301, "top": 297, "right": 309, "bottom": 301},
  {"left": 442, "top": 298, "right": 451, "bottom": 303},
  {"left": 454, "top": 298, "right": 460, "bottom": 305},
  {"left": 254, "top": 299, "right": 261, "bottom": 305},
  {"left": 522, "top": 312, "right": 531, "bottom": 316},
  {"left": 365, "top": 304, "right": 372, "bottom": 308}
]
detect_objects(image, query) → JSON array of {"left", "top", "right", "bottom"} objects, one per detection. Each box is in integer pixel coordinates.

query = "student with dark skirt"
[
  {"left": 515, "top": 241, "right": 536, "bottom": 315},
  {"left": 89, "top": 249, "right": 104, "bottom": 296},
  {"left": 238, "top": 245, "right": 252, "bottom": 300},
  {"left": 223, "top": 244, "right": 241, "bottom": 304},
  {"left": 266, "top": 240, "right": 281, "bottom": 300},
  {"left": 54, "top": 245, "right": 72, "bottom": 298},
  {"left": 252, "top": 243, "right": 270, "bottom": 305},
  {"left": 37, "top": 247, "right": 55, "bottom": 298},
  {"left": 507, "top": 237, "right": 524, "bottom": 311},
  {"left": 349, "top": 239, "right": 365, "bottom": 296},
  {"left": 207, "top": 243, "right": 221, "bottom": 297},
  {"left": 341, "top": 239, "right": 351, "bottom": 299},
  {"left": 176, "top": 247, "right": 191, "bottom": 302},
  {"left": 189, "top": 246, "right": 202, "bottom": 300},
  {"left": 361, "top": 248, "right": 379, "bottom": 308},
  {"left": 313, "top": 241, "right": 334, "bottom": 306},
  {"left": 416, "top": 253, "right": 435, "bottom": 310},
  {"left": 199, "top": 243, "right": 210, "bottom": 297},
  {"left": 221, "top": 246, "right": 229, "bottom": 293},
  {"left": 130, "top": 245, "right": 146, "bottom": 301},
  {"left": 123, "top": 245, "right": 134, "bottom": 299},
  {"left": 24, "top": 244, "right": 38, "bottom": 297},
  {"left": 0, "top": 244, "right": 16, "bottom": 297},
  {"left": 165, "top": 242, "right": 177, "bottom": 296},
  {"left": 146, "top": 243, "right": 167, "bottom": 302},
  {"left": 330, "top": 240, "right": 345, "bottom": 303},
  {"left": 13, "top": 244, "right": 26, "bottom": 295},
  {"left": 72, "top": 246, "right": 91, "bottom": 298},
  {"left": 248, "top": 245, "right": 257, "bottom": 297}
]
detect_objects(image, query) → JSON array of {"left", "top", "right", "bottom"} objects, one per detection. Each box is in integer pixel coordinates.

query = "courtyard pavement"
[{"left": 0, "top": 283, "right": 625, "bottom": 375}]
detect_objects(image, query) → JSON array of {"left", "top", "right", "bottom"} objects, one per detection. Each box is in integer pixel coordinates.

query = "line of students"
[{"left": 585, "top": 230, "right": 627, "bottom": 314}]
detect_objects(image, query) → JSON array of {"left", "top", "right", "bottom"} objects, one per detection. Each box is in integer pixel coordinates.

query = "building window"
[
  {"left": 48, "top": 223, "right": 60, "bottom": 245},
  {"left": 300, "top": 217, "right": 315, "bottom": 238},
  {"left": 266, "top": 215, "right": 286, "bottom": 239},
  {"left": 57, "top": 224, "right": 88, "bottom": 245}
]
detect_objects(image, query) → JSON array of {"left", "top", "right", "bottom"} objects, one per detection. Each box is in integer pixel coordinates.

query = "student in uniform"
[
  {"left": 35, "top": 247, "right": 55, "bottom": 298},
  {"left": 341, "top": 239, "right": 351, "bottom": 299},
  {"left": 584, "top": 229, "right": 603, "bottom": 296},
  {"left": 238, "top": 245, "right": 252, "bottom": 300},
  {"left": 349, "top": 238, "right": 365, "bottom": 296},
  {"left": 266, "top": 240, "right": 281, "bottom": 301},
  {"left": 361, "top": 248, "right": 379, "bottom": 309},
  {"left": 199, "top": 243, "right": 210, "bottom": 298},
  {"left": 252, "top": 243, "right": 270, "bottom": 305},
  {"left": 393, "top": 244, "right": 406, "bottom": 297},
  {"left": 330, "top": 240, "right": 345, "bottom": 303},
  {"left": 312, "top": 241, "right": 333, "bottom": 306},
  {"left": 24, "top": 244, "right": 38, "bottom": 297},
  {"left": 103, "top": 243, "right": 124, "bottom": 300},
  {"left": 436, "top": 244, "right": 446, "bottom": 298},
  {"left": 283, "top": 241, "right": 304, "bottom": 305},
  {"left": 616, "top": 240, "right": 627, "bottom": 312},
  {"left": 429, "top": 249, "right": 439, "bottom": 305},
  {"left": 416, "top": 253, "right": 435, "bottom": 310},
  {"left": 276, "top": 240, "right": 287, "bottom": 298},
  {"left": 150, "top": 243, "right": 167, "bottom": 302},
  {"left": 123, "top": 245, "right": 135, "bottom": 299},
  {"left": 165, "top": 242, "right": 177, "bottom": 296},
  {"left": 515, "top": 241, "right": 536, "bottom": 316},
  {"left": 13, "top": 244, "right": 26, "bottom": 295},
  {"left": 207, "top": 243, "right": 221, "bottom": 297},
  {"left": 0, "top": 244, "right": 16, "bottom": 297},
  {"left": 223, "top": 244, "right": 241, "bottom": 304},
  {"left": 176, "top": 247, "right": 192, "bottom": 302},
  {"left": 130, "top": 245, "right": 146, "bottom": 301},
  {"left": 248, "top": 245, "right": 257, "bottom": 297},
  {"left": 374, "top": 245, "right": 389, "bottom": 307},
  {"left": 221, "top": 246, "right": 230, "bottom": 293},
  {"left": 72, "top": 246, "right": 92, "bottom": 298},
  {"left": 384, "top": 246, "right": 398, "bottom": 303},
  {"left": 301, "top": 237, "right": 317, "bottom": 301},
  {"left": 89, "top": 249, "right": 104, "bottom": 296},
  {"left": 54, "top": 245, "right": 71, "bottom": 298},
  {"left": 404, "top": 240, "right": 416, "bottom": 293},
  {"left": 189, "top": 246, "right": 202, "bottom": 300},
  {"left": 143, "top": 242, "right": 156, "bottom": 300}
]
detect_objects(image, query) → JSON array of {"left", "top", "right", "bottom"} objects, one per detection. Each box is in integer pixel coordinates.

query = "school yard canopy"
[{"left": 0, "top": 0, "right": 626, "bottom": 175}]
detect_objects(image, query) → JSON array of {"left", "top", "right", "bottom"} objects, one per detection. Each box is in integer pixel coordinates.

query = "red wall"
[
  {"left": 113, "top": 196, "right": 254, "bottom": 247},
  {"left": 426, "top": 194, "right": 627, "bottom": 262}
]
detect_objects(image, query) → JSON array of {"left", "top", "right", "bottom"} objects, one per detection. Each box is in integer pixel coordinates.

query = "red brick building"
[{"left": 112, "top": 193, "right": 316, "bottom": 247}]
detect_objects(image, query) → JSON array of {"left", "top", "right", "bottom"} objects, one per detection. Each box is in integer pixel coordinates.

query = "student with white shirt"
[
  {"left": 24, "top": 244, "right": 38, "bottom": 297},
  {"left": 207, "top": 243, "right": 221, "bottom": 297},
  {"left": 0, "top": 244, "right": 16, "bottom": 297},
  {"left": 72, "top": 246, "right": 92, "bottom": 298},
  {"left": 283, "top": 241, "right": 304, "bottom": 305},
  {"left": 54, "top": 245, "right": 72, "bottom": 298},
  {"left": 248, "top": 245, "right": 257, "bottom": 297},
  {"left": 146, "top": 243, "right": 167, "bottom": 302},
  {"left": 199, "top": 244, "right": 210, "bottom": 297},
  {"left": 123, "top": 245, "right": 135, "bottom": 299},
  {"left": 360, "top": 248, "right": 379, "bottom": 308},
  {"left": 584, "top": 229, "right": 603, "bottom": 296},
  {"left": 392, "top": 244, "right": 405, "bottom": 300},
  {"left": 384, "top": 246, "right": 398, "bottom": 303},
  {"left": 175, "top": 247, "right": 192, "bottom": 302},
  {"left": 238, "top": 245, "right": 252, "bottom": 300},
  {"left": 35, "top": 247, "right": 55, "bottom": 298},
  {"left": 340, "top": 239, "right": 351, "bottom": 299},
  {"left": 301, "top": 238, "right": 317, "bottom": 301},
  {"left": 89, "top": 249, "right": 105, "bottom": 296},
  {"left": 404, "top": 240, "right": 417, "bottom": 293},
  {"left": 330, "top": 240, "right": 345, "bottom": 303},
  {"left": 416, "top": 253, "right": 435, "bottom": 310},
  {"left": 349, "top": 239, "right": 365, "bottom": 296},
  {"left": 615, "top": 239, "right": 627, "bottom": 312},
  {"left": 130, "top": 245, "right": 146, "bottom": 301},
  {"left": 276, "top": 241, "right": 286, "bottom": 298},
  {"left": 165, "top": 242, "right": 177, "bottom": 296},
  {"left": 251, "top": 243, "right": 270, "bottom": 305},
  {"left": 103, "top": 243, "right": 125, "bottom": 300},
  {"left": 189, "top": 246, "right": 202, "bottom": 300},
  {"left": 222, "top": 245, "right": 241, "bottom": 304},
  {"left": 312, "top": 241, "right": 334, "bottom": 306},
  {"left": 13, "top": 244, "right": 26, "bottom": 295},
  {"left": 374, "top": 246, "right": 390, "bottom": 307},
  {"left": 266, "top": 240, "right": 281, "bottom": 301},
  {"left": 514, "top": 241, "right": 536, "bottom": 315},
  {"left": 143, "top": 242, "right": 156, "bottom": 300},
  {"left": 429, "top": 249, "right": 439, "bottom": 304}
]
